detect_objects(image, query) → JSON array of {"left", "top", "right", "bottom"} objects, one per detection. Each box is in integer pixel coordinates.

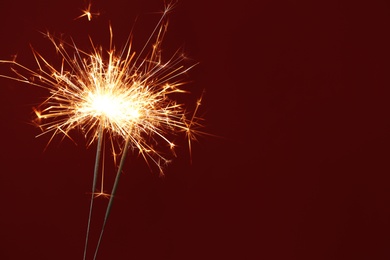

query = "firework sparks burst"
[{"left": 2, "top": 4, "right": 201, "bottom": 174}]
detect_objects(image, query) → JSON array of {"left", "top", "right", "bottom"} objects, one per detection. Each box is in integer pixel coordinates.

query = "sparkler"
[{"left": 1, "top": 2, "right": 203, "bottom": 259}]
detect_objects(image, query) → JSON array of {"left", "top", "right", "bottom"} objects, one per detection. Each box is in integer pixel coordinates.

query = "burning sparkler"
[{"left": 1, "top": 2, "right": 203, "bottom": 259}]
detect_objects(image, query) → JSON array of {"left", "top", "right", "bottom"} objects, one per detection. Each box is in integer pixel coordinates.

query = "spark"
[{"left": 75, "top": 2, "right": 100, "bottom": 21}]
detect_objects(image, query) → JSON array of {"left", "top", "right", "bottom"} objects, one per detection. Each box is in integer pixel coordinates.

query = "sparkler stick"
[
  {"left": 93, "top": 136, "right": 131, "bottom": 260},
  {"left": 83, "top": 124, "right": 104, "bottom": 260}
]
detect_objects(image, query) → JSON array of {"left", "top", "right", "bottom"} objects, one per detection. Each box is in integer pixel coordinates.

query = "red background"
[{"left": 1, "top": 0, "right": 390, "bottom": 259}]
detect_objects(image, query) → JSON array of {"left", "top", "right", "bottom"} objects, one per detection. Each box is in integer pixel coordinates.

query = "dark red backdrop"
[{"left": 1, "top": 0, "right": 390, "bottom": 259}]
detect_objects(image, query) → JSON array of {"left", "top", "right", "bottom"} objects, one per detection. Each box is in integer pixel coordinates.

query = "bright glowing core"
[{"left": 83, "top": 91, "right": 140, "bottom": 122}]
